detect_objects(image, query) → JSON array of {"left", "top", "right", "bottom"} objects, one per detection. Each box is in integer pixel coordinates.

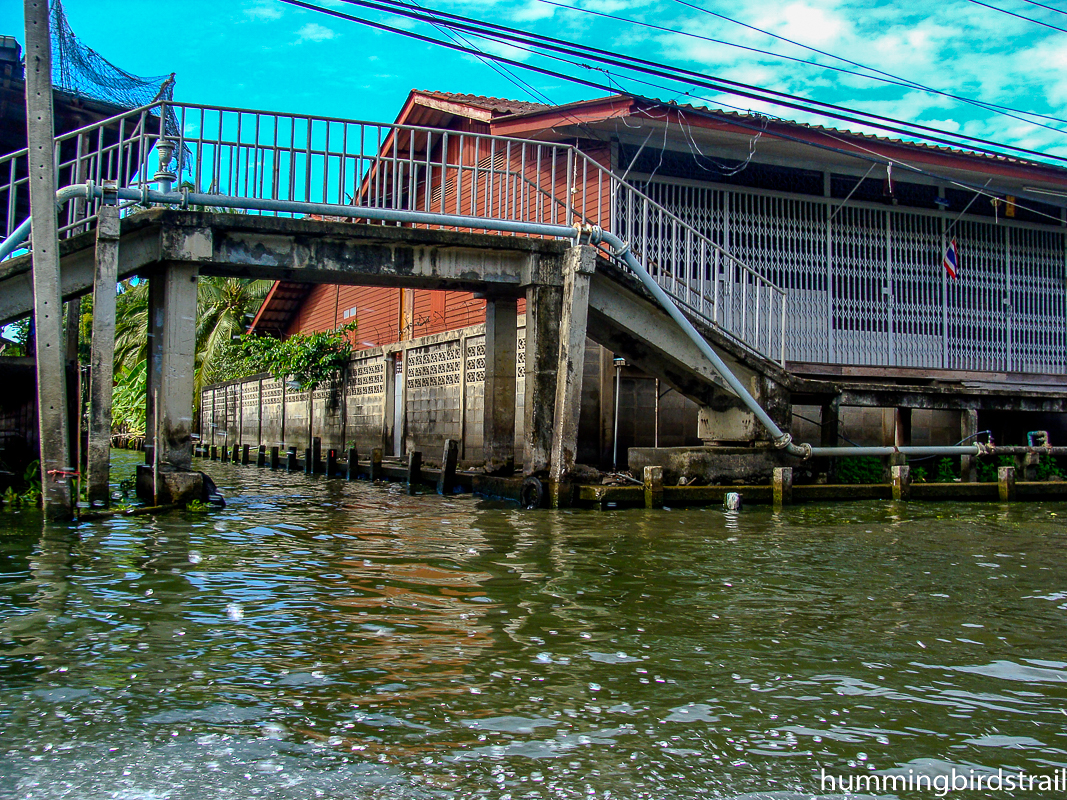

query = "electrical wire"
[
  {"left": 1017, "top": 0, "right": 1067, "bottom": 17},
  {"left": 321, "top": 0, "right": 1067, "bottom": 164},
  {"left": 965, "top": 0, "right": 1067, "bottom": 32},
  {"left": 275, "top": 0, "right": 1067, "bottom": 224},
  {"left": 546, "top": 0, "right": 1067, "bottom": 133}
]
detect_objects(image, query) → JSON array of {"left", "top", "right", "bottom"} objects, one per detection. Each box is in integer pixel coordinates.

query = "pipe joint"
[{"left": 773, "top": 432, "right": 793, "bottom": 450}]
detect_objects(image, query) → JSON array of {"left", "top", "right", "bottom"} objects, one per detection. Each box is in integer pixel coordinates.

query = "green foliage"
[
  {"left": 1035, "top": 456, "right": 1066, "bottom": 481},
  {"left": 185, "top": 499, "right": 208, "bottom": 513},
  {"left": 836, "top": 456, "right": 884, "bottom": 484},
  {"left": 932, "top": 457, "right": 958, "bottom": 483},
  {"left": 977, "top": 455, "right": 1014, "bottom": 482},
  {"left": 2, "top": 460, "right": 42, "bottom": 509},
  {"left": 214, "top": 323, "right": 358, "bottom": 391},
  {"left": 112, "top": 359, "right": 147, "bottom": 435},
  {"left": 911, "top": 466, "right": 928, "bottom": 483}
]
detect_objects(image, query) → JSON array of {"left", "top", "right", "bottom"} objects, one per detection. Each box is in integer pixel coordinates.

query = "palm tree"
[
  {"left": 111, "top": 275, "right": 272, "bottom": 422},
  {"left": 194, "top": 277, "right": 272, "bottom": 397}
]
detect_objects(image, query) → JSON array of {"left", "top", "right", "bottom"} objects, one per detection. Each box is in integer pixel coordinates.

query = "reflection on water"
[{"left": 2, "top": 452, "right": 1067, "bottom": 798}]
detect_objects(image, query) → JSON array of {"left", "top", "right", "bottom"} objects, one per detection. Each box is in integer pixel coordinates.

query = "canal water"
[{"left": 2, "top": 452, "right": 1066, "bottom": 799}]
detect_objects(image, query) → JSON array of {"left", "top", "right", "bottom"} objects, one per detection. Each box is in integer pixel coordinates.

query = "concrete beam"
[
  {"left": 86, "top": 205, "right": 120, "bottom": 504},
  {"left": 483, "top": 296, "right": 518, "bottom": 475}
]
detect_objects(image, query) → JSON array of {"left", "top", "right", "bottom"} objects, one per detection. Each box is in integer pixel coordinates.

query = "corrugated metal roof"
[
  {"left": 413, "top": 90, "right": 549, "bottom": 117},
  {"left": 436, "top": 90, "right": 1067, "bottom": 175}
]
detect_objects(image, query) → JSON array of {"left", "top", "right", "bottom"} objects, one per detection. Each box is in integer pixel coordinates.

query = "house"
[{"left": 231, "top": 89, "right": 1067, "bottom": 472}]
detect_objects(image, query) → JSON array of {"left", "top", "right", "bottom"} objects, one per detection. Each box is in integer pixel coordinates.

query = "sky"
[{"left": 3, "top": 0, "right": 1067, "bottom": 160}]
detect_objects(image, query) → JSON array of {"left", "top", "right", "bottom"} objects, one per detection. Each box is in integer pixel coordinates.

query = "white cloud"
[
  {"left": 297, "top": 22, "right": 338, "bottom": 43},
  {"left": 245, "top": 2, "right": 282, "bottom": 21}
]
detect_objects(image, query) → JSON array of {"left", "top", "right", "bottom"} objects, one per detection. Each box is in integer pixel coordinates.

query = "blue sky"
[{"left": 3, "top": 0, "right": 1067, "bottom": 159}]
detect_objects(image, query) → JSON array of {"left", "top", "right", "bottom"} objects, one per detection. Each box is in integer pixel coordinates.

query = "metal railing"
[{"left": 0, "top": 100, "right": 786, "bottom": 363}]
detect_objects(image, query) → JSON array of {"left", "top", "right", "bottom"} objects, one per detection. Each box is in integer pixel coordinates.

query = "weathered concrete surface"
[
  {"left": 135, "top": 465, "right": 204, "bottom": 505},
  {"left": 87, "top": 204, "right": 121, "bottom": 504},
  {"left": 23, "top": 0, "right": 71, "bottom": 518},
  {"left": 521, "top": 281, "right": 563, "bottom": 476},
  {"left": 483, "top": 297, "right": 517, "bottom": 474},
  {"left": 549, "top": 245, "right": 597, "bottom": 503},
  {"left": 0, "top": 211, "right": 569, "bottom": 324},
  {"left": 628, "top": 445, "right": 811, "bottom": 486}
]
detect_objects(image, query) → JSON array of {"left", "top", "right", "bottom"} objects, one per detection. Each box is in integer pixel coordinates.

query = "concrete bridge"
[{"left": 0, "top": 205, "right": 799, "bottom": 507}]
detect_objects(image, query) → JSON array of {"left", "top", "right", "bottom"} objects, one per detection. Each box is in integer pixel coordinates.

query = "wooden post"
[
  {"left": 312, "top": 436, "right": 322, "bottom": 474},
  {"left": 773, "top": 466, "right": 793, "bottom": 506},
  {"left": 326, "top": 448, "right": 337, "bottom": 478},
  {"left": 86, "top": 203, "right": 121, "bottom": 505},
  {"left": 286, "top": 447, "right": 297, "bottom": 472},
  {"left": 304, "top": 447, "right": 313, "bottom": 475},
  {"left": 643, "top": 465, "right": 664, "bottom": 509},
  {"left": 257, "top": 445, "right": 266, "bottom": 468},
  {"left": 269, "top": 445, "right": 279, "bottom": 470},
  {"left": 346, "top": 447, "right": 358, "bottom": 480},
  {"left": 371, "top": 447, "right": 384, "bottom": 481},
  {"left": 891, "top": 464, "right": 911, "bottom": 501},
  {"left": 998, "top": 466, "right": 1016, "bottom": 501},
  {"left": 437, "top": 438, "right": 458, "bottom": 494},
  {"left": 232, "top": 443, "right": 241, "bottom": 465},
  {"left": 407, "top": 450, "right": 422, "bottom": 494},
  {"left": 241, "top": 444, "right": 250, "bottom": 465},
  {"left": 210, "top": 445, "right": 218, "bottom": 461}
]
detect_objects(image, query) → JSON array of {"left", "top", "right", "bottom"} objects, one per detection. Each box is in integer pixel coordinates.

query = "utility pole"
[{"left": 24, "top": 0, "right": 73, "bottom": 519}]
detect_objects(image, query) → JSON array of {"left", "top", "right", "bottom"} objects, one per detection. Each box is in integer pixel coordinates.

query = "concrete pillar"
[
  {"left": 998, "top": 465, "right": 1016, "bottom": 501},
  {"left": 773, "top": 467, "right": 793, "bottom": 507},
  {"left": 960, "top": 409, "right": 978, "bottom": 483},
  {"left": 24, "top": 0, "right": 72, "bottom": 518},
  {"left": 370, "top": 447, "right": 383, "bottom": 481},
  {"left": 643, "top": 465, "right": 664, "bottom": 509},
  {"left": 86, "top": 204, "right": 120, "bottom": 504},
  {"left": 138, "top": 263, "right": 200, "bottom": 503},
  {"left": 522, "top": 281, "right": 563, "bottom": 476},
  {"left": 483, "top": 296, "right": 518, "bottom": 475},
  {"left": 891, "top": 465, "right": 911, "bottom": 501},
  {"left": 549, "top": 245, "right": 597, "bottom": 505},
  {"left": 1015, "top": 453, "right": 1039, "bottom": 482}
]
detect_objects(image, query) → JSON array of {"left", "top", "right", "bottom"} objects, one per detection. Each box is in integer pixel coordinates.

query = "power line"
[
  {"left": 965, "top": 0, "right": 1067, "bottom": 32},
  {"left": 670, "top": 0, "right": 1067, "bottom": 134},
  {"left": 1017, "top": 0, "right": 1067, "bottom": 17},
  {"left": 544, "top": 0, "right": 1067, "bottom": 131},
  {"left": 274, "top": 0, "right": 1067, "bottom": 223},
  {"left": 326, "top": 0, "right": 1067, "bottom": 163}
]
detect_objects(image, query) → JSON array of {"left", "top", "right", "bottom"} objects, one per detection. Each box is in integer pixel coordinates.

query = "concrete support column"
[
  {"left": 86, "top": 205, "right": 120, "bottom": 504},
  {"left": 522, "top": 280, "right": 563, "bottom": 476},
  {"left": 549, "top": 245, "right": 597, "bottom": 504},
  {"left": 24, "top": 0, "right": 71, "bottom": 518},
  {"left": 960, "top": 409, "right": 978, "bottom": 483},
  {"left": 138, "top": 263, "right": 200, "bottom": 504},
  {"left": 157, "top": 264, "right": 199, "bottom": 470},
  {"left": 483, "top": 295, "right": 518, "bottom": 475},
  {"left": 773, "top": 467, "right": 793, "bottom": 507},
  {"left": 891, "top": 465, "right": 911, "bottom": 501}
]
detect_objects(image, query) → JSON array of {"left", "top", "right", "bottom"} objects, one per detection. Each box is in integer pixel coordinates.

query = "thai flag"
[{"left": 943, "top": 238, "right": 958, "bottom": 279}]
